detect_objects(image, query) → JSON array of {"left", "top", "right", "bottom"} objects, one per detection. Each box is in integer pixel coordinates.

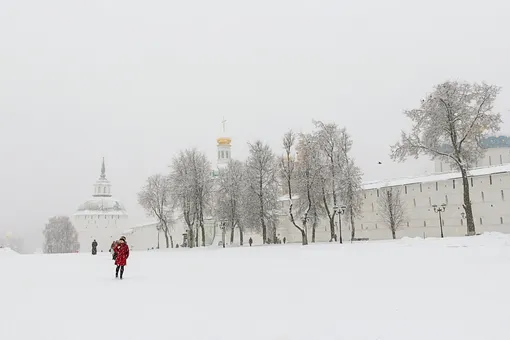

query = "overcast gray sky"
[{"left": 1, "top": 0, "right": 509, "bottom": 239}]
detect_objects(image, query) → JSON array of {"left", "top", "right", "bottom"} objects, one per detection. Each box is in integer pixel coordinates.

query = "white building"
[
  {"left": 72, "top": 159, "right": 129, "bottom": 252},
  {"left": 435, "top": 135, "right": 510, "bottom": 172}
]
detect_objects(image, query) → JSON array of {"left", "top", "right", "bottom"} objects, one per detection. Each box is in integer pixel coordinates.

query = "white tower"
[
  {"left": 73, "top": 158, "right": 129, "bottom": 252},
  {"left": 217, "top": 117, "right": 232, "bottom": 169}
]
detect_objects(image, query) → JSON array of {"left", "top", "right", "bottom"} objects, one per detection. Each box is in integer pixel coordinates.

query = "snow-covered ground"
[{"left": 2, "top": 234, "right": 510, "bottom": 340}]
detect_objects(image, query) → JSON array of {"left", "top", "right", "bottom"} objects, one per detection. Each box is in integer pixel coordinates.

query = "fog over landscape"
[{"left": 1, "top": 0, "right": 509, "bottom": 251}]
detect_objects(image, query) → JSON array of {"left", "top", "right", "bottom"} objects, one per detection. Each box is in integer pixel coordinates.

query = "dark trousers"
[{"left": 115, "top": 265, "right": 125, "bottom": 278}]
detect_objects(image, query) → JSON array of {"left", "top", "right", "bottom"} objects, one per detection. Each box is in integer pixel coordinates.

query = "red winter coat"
[{"left": 114, "top": 242, "right": 129, "bottom": 266}]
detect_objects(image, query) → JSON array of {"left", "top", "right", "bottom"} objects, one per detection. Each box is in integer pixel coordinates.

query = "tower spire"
[{"left": 100, "top": 157, "right": 106, "bottom": 179}]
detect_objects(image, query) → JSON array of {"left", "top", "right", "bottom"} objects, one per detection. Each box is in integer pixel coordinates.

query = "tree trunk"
[
  {"left": 195, "top": 226, "right": 199, "bottom": 247},
  {"left": 260, "top": 211, "right": 267, "bottom": 244},
  {"left": 272, "top": 226, "right": 277, "bottom": 244},
  {"left": 170, "top": 235, "right": 174, "bottom": 248},
  {"left": 163, "top": 230, "right": 170, "bottom": 248},
  {"left": 200, "top": 224, "right": 206, "bottom": 247},
  {"left": 188, "top": 228, "right": 194, "bottom": 248},
  {"left": 460, "top": 168, "right": 476, "bottom": 235},
  {"left": 391, "top": 226, "right": 396, "bottom": 239},
  {"left": 261, "top": 219, "right": 267, "bottom": 244},
  {"left": 259, "top": 177, "right": 267, "bottom": 244},
  {"left": 350, "top": 213, "right": 356, "bottom": 241},
  {"left": 300, "top": 229, "right": 308, "bottom": 245},
  {"left": 239, "top": 227, "right": 244, "bottom": 246},
  {"left": 230, "top": 226, "right": 235, "bottom": 244},
  {"left": 329, "top": 215, "right": 335, "bottom": 241},
  {"left": 312, "top": 223, "right": 316, "bottom": 243}
]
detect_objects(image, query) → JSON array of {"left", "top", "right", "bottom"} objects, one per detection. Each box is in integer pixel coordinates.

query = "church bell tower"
[{"left": 217, "top": 118, "right": 232, "bottom": 169}]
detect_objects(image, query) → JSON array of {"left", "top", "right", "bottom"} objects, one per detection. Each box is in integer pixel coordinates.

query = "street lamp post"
[
  {"left": 156, "top": 224, "right": 161, "bottom": 249},
  {"left": 334, "top": 205, "right": 347, "bottom": 244},
  {"left": 432, "top": 203, "right": 447, "bottom": 238}
]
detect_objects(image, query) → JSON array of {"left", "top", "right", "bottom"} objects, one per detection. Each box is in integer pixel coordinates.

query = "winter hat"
[{"left": 120, "top": 236, "right": 126, "bottom": 242}]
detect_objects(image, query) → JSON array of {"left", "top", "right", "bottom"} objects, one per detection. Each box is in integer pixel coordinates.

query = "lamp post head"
[
  {"left": 340, "top": 205, "right": 347, "bottom": 214},
  {"left": 333, "top": 205, "right": 338, "bottom": 212},
  {"left": 441, "top": 203, "right": 447, "bottom": 210},
  {"left": 461, "top": 212, "right": 466, "bottom": 219}
]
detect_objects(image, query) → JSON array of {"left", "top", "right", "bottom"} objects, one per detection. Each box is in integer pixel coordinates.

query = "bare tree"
[
  {"left": 191, "top": 150, "right": 213, "bottom": 247},
  {"left": 137, "top": 174, "right": 174, "bottom": 248},
  {"left": 43, "top": 216, "right": 79, "bottom": 253},
  {"left": 170, "top": 149, "right": 212, "bottom": 247},
  {"left": 216, "top": 160, "right": 246, "bottom": 245},
  {"left": 245, "top": 140, "right": 279, "bottom": 244},
  {"left": 280, "top": 130, "right": 312, "bottom": 245},
  {"left": 377, "top": 187, "right": 406, "bottom": 239},
  {"left": 391, "top": 81, "right": 501, "bottom": 235},
  {"left": 170, "top": 150, "right": 197, "bottom": 248},
  {"left": 336, "top": 130, "right": 364, "bottom": 240},
  {"left": 295, "top": 132, "right": 324, "bottom": 243},
  {"left": 313, "top": 120, "right": 342, "bottom": 241}
]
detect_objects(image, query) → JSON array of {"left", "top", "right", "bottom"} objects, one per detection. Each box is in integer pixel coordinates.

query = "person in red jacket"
[{"left": 114, "top": 236, "right": 129, "bottom": 279}]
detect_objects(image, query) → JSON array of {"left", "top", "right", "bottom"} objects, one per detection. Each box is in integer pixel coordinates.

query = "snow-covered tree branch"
[
  {"left": 170, "top": 148, "right": 212, "bottom": 247},
  {"left": 390, "top": 81, "right": 502, "bottom": 235},
  {"left": 137, "top": 174, "right": 174, "bottom": 248},
  {"left": 216, "top": 160, "right": 247, "bottom": 245},
  {"left": 377, "top": 187, "right": 406, "bottom": 239},
  {"left": 279, "top": 130, "right": 308, "bottom": 245},
  {"left": 245, "top": 140, "right": 279, "bottom": 244},
  {"left": 313, "top": 120, "right": 342, "bottom": 241},
  {"left": 336, "top": 129, "right": 364, "bottom": 241},
  {"left": 296, "top": 132, "right": 325, "bottom": 243}
]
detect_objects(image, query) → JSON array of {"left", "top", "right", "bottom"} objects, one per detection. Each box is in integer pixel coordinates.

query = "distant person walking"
[
  {"left": 249, "top": 237, "right": 253, "bottom": 247},
  {"left": 114, "top": 236, "right": 129, "bottom": 279},
  {"left": 91, "top": 239, "right": 98, "bottom": 255}
]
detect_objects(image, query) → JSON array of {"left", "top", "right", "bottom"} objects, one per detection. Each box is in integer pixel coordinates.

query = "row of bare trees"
[
  {"left": 137, "top": 120, "right": 367, "bottom": 247},
  {"left": 280, "top": 122, "right": 365, "bottom": 245}
]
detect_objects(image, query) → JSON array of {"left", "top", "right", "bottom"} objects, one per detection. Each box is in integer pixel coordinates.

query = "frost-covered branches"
[
  {"left": 313, "top": 120, "right": 342, "bottom": 241},
  {"left": 190, "top": 150, "right": 213, "bottom": 247},
  {"left": 216, "top": 160, "right": 247, "bottom": 245},
  {"left": 43, "top": 216, "right": 79, "bottom": 253},
  {"left": 170, "top": 149, "right": 207, "bottom": 247},
  {"left": 295, "top": 132, "right": 324, "bottom": 243},
  {"left": 245, "top": 140, "right": 279, "bottom": 244},
  {"left": 279, "top": 130, "right": 308, "bottom": 245},
  {"left": 377, "top": 187, "right": 406, "bottom": 239},
  {"left": 391, "top": 81, "right": 501, "bottom": 168},
  {"left": 390, "top": 81, "right": 502, "bottom": 235},
  {"left": 137, "top": 174, "right": 174, "bottom": 248},
  {"left": 336, "top": 130, "right": 364, "bottom": 240}
]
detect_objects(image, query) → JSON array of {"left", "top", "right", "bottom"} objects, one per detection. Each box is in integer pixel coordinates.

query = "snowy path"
[{"left": 2, "top": 234, "right": 510, "bottom": 339}]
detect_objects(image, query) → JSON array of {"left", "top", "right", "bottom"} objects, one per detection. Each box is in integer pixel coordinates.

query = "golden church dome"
[{"left": 217, "top": 137, "right": 232, "bottom": 145}]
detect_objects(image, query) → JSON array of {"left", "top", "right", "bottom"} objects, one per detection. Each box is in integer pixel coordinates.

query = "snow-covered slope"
[
  {"left": 2, "top": 234, "right": 510, "bottom": 340},
  {"left": 0, "top": 247, "right": 18, "bottom": 255}
]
